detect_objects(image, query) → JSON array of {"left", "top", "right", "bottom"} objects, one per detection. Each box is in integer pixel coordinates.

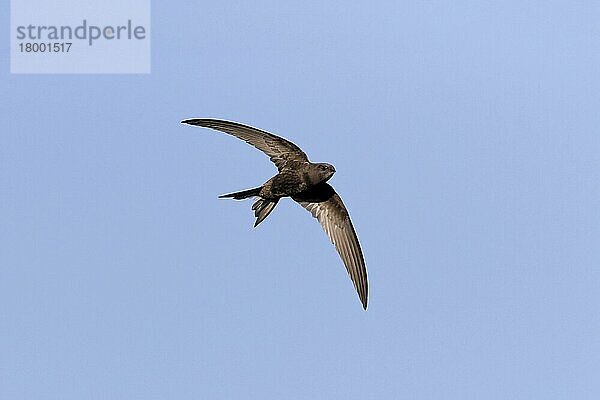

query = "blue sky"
[{"left": 2, "top": 1, "right": 600, "bottom": 399}]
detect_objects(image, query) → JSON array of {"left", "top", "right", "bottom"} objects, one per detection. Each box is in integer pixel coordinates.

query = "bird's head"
[{"left": 313, "top": 163, "right": 336, "bottom": 183}]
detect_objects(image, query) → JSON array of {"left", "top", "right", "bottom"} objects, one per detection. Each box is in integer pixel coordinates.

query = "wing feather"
[
  {"left": 181, "top": 119, "right": 308, "bottom": 171},
  {"left": 293, "top": 183, "right": 368, "bottom": 309}
]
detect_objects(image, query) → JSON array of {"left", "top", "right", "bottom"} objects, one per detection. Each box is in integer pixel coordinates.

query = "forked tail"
[
  {"left": 218, "top": 187, "right": 261, "bottom": 200},
  {"left": 251, "top": 198, "right": 279, "bottom": 227},
  {"left": 219, "top": 186, "right": 279, "bottom": 227}
]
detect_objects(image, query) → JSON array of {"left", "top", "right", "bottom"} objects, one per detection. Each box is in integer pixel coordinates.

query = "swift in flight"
[{"left": 181, "top": 119, "right": 369, "bottom": 309}]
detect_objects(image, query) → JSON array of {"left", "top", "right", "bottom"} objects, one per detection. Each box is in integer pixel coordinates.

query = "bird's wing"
[
  {"left": 292, "top": 183, "right": 368, "bottom": 309},
  {"left": 181, "top": 119, "right": 309, "bottom": 171}
]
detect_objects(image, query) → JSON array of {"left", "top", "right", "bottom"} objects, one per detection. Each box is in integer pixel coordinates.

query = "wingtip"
[
  {"left": 181, "top": 118, "right": 219, "bottom": 126},
  {"left": 181, "top": 118, "right": 211, "bottom": 125}
]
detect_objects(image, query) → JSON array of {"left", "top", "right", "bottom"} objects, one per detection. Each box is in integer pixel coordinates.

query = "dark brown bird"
[{"left": 181, "top": 119, "right": 368, "bottom": 309}]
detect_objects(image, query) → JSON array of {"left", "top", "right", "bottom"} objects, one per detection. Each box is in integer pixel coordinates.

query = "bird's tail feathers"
[
  {"left": 252, "top": 198, "right": 279, "bottom": 227},
  {"left": 219, "top": 186, "right": 278, "bottom": 227},
  {"left": 218, "top": 186, "right": 261, "bottom": 200}
]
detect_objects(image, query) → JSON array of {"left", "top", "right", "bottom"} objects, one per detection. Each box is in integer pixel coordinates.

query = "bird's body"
[
  {"left": 262, "top": 169, "right": 310, "bottom": 198},
  {"left": 260, "top": 162, "right": 334, "bottom": 198},
  {"left": 181, "top": 118, "right": 369, "bottom": 309}
]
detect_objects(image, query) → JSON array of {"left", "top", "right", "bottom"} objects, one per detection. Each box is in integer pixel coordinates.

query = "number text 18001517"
[{"left": 18, "top": 42, "right": 72, "bottom": 53}]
